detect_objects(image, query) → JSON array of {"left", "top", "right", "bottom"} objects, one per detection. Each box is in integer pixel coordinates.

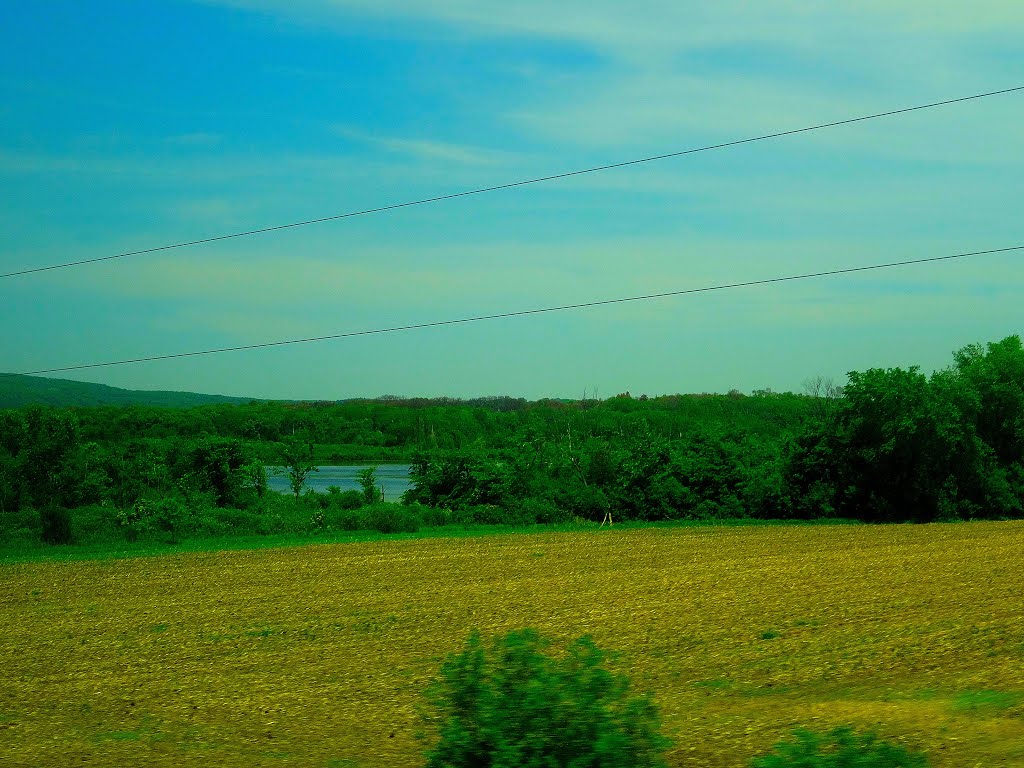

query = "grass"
[
  {"left": 0, "top": 516, "right": 863, "bottom": 565},
  {"left": 952, "top": 689, "right": 1022, "bottom": 713},
  {"left": 2, "top": 521, "right": 1022, "bottom": 767},
  {"left": 693, "top": 678, "right": 732, "bottom": 691}
]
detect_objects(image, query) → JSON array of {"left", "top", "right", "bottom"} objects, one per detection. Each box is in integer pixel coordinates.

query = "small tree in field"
[{"left": 423, "top": 628, "right": 670, "bottom": 768}]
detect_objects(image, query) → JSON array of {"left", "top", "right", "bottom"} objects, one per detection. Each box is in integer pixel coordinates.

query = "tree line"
[{"left": 0, "top": 335, "right": 1020, "bottom": 546}]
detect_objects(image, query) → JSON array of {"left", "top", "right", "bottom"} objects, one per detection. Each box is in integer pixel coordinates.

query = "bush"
[
  {"left": 146, "top": 498, "right": 189, "bottom": 543},
  {"left": 424, "top": 628, "right": 670, "bottom": 768},
  {"left": 360, "top": 503, "right": 420, "bottom": 534},
  {"left": 752, "top": 727, "right": 929, "bottom": 768},
  {"left": 71, "top": 504, "right": 120, "bottom": 544},
  {"left": 327, "top": 487, "right": 365, "bottom": 510},
  {"left": 465, "top": 504, "right": 507, "bottom": 526},
  {"left": 0, "top": 506, "right": 41, "bottom": 544},
  {"left": 214, "top": 506, "right": 262, "bottom": 534},
  {"left": 40, "top": 505, "right": 74, "bottom": 545},
  {"left": 407, "top": 502, "right": 448, "bottom": 527},
  {"left": 115, "top": 497, "right": 189, "bottom": 543},
  {"left": 515, "top": 497, "right": 570, "bottom": 525},
  {"left": 330, "top": 508, "right": 364, "bottom": 531}
]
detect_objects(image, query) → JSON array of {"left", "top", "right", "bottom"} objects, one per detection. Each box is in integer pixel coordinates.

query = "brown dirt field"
[{"left": 2, "top": 522, "right": 1023, "bottom": 767}]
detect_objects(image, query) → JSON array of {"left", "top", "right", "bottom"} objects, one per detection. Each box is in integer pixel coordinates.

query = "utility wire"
[
  {"left": 3, "top": 85, "right": 1023, "bottom": 280},
  {"left": 17, "top": 243, "right": 1021, "bottom": 375}
]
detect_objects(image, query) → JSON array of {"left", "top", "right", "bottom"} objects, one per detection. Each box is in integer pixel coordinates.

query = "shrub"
[
  {"left": 40, "top": 505, "right": 74, "bottom": 545},
  {"left": 115, "top": 497, "right": 189, "bottom": 543},
  {"left": 213, "top": 507, "right": 262, "bottom": 536},
  {"left": 408, "top": 502, "right": 448, "bottom": 527},
  {"left": 147, "top": 498, "right": 189, "bottom": 543},
  {"left": 751, "top": 727, "right": 929, "bottom": 768},
  {"left": 328, "top": 488, "right": 365, "bottom": 510},
  {"left": 515, "top": 497, "right": 569, "bottom": 525},
  {"left": 330, "top": 508, "right": 364, "bottom": 531},
  {"left": 189, "top": 511, "right": 231, "bottom": 538},
  {"left": 69, "top": 504, "right": 120, "bottom": 544},
  {"left": 465, "top": 504, "right": 507, "bottom": 526},
  {"left": 360, "top": 503, "right": 420, "bottom": 534},
  {"left": 0, "top": 506, "right": 41, "bottom": 543},
  {"left": 424, "top": 628, "right": 670, "bottom": 768}
]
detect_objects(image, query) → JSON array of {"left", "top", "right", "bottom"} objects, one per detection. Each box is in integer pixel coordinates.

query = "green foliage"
[
  {"left": 39, "top": 505, "right": 74, "bottom": 545},
  {"left": 788, "top": 335, "right": 1024, "bottom": 523},
  {"left": 751, "top": 727, "right": 929, "bottom": 768},
  {"left": 116, "top": 498, "right": 190, "bottom": 544},
  {"left": 239, "top": 459, "right": 268, "bottom": 499},
  {"left": 424, "top": 628, "right": 670, "bottom": 768},
  {"left": 2, "top": 333, "right": 1022, "bottom": 545},
  {"left": 359, "top": 503, "right": 420, "bottom": 534},
  {"left": 277, "top": 439, "right": 319, "bottom": 499},
  {"left": 326, "top": 486, "right": 365, "bottom": 510},
  {"left": 513, "top": 497, "right": 570, "bottom": 525},
  {"left": 180, "top": 438, "right": 254, "bottom": 508},
  {"left": 357, "top": 466, "right": 382, "bottom": 504}
]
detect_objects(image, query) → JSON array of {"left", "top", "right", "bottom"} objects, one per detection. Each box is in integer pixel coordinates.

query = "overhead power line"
[
  {"left": 16, "top": 243, "right": 1021, "bottom": 375},
  {"left": 3, "top": 85, "right": 1023, "bottom": 281}
]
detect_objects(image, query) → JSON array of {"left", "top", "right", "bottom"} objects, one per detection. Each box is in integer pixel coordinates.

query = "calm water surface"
[{"left": 266, "top": 464, "right": 413, "bottom": 501}]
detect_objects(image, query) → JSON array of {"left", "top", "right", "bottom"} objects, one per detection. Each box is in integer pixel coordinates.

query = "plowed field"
[{"left": 2, "top": 522, "right": 1023, "bottom": 767}]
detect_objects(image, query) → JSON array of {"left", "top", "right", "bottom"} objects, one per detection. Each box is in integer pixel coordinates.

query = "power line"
[
  {"left": 16, "top": 243, "right": 1021, "bottom": 375},
  {"left": 4, "top": 85, "right": 1022, "bottom": 280}
]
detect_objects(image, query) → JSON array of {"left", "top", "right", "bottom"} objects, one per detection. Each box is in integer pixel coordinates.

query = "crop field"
[{"left": 2, "top": 522, "right": 1023, "bottom": 767}]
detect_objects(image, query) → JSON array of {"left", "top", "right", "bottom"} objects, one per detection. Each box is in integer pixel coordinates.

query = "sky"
[{"left": 1, "top": 1, "right": 1022, "bottom": 400}]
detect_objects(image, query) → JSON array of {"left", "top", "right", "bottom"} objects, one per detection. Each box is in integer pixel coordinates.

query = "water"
[{"left": 266, "top": 464, "right": 413, "bottom": 501}]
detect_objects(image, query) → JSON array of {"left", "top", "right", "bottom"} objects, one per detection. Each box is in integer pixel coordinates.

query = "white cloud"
[
  {"left": 197, "top": 0, "right": 1024, "bottom": 163},
  {"left": 331, "top": 125, "right": 510, "bottom": 166},
  {"left": 199, "top": 1, "right": 1024, "bottom": 52}
]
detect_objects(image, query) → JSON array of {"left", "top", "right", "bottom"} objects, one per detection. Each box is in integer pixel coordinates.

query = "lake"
[{"left": 266, "top": 464, "right": 413, "bottom": 501}]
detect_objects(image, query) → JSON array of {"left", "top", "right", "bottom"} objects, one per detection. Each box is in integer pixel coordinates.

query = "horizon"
[
  {"left": 6, "top": 368, "right": 812, "bottom": 403},
  {"left": 2, "top": 2, "right": 1022, "bottom": 400}
]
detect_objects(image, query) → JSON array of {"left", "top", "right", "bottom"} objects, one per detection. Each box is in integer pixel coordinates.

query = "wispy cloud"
[
  {"left": 200, "top": 0, "right": 1024, "bottom": 169},
  {"left": 202, "top": 1, "right": 1024, "bottom": 51},
  {"left": 332, "top": 125, "right": 509, "bottom": 166}
]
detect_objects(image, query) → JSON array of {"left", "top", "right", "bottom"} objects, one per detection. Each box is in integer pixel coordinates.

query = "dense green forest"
[{"left": 1, "top": 335, "right": 1020, "bottom": 549}]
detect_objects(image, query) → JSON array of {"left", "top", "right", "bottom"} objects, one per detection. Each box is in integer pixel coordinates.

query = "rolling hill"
[{"left": 0, "top": 373, "right": 255, "bottom": 408}]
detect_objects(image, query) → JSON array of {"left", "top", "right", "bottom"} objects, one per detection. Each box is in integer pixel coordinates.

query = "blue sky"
[{"left": 2, "top": 0, "right": 1022, "bottom": 399}]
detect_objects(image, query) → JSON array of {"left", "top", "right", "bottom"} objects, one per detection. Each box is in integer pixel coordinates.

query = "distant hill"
[{"left": 0, "top": 373, "right": 255, "bottom": 408}]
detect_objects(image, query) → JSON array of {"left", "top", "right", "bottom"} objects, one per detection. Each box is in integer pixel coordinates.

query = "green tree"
[
  {"left": 948, "top": 335, "right": 1024, "bottom": 517},
  {"left": 0, "top": 410, "right": 27, "bottom": 513},
  {"left": 18, "top": 407, "right": 84, "bottom": 509},
  {"left": 239, "top": 459, "right": 269, "bottom": 501},
  {"left": 953, "top": 335, "right": 1024, "bottom": 464},
  {"left": 424, "top": 628, "right": 670, "bottom": 768},
  {"left": 181, "top": 438, "right": 253, "bottom": 508},
  {"left": 787, "top": 366, "right": 970, "bottom": 523},
  {"left": 278, "top": 439, "right": 318, "bottom": 499},
  {"left": 357, "top": 466, "right": 381, "bottom": 504}
]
